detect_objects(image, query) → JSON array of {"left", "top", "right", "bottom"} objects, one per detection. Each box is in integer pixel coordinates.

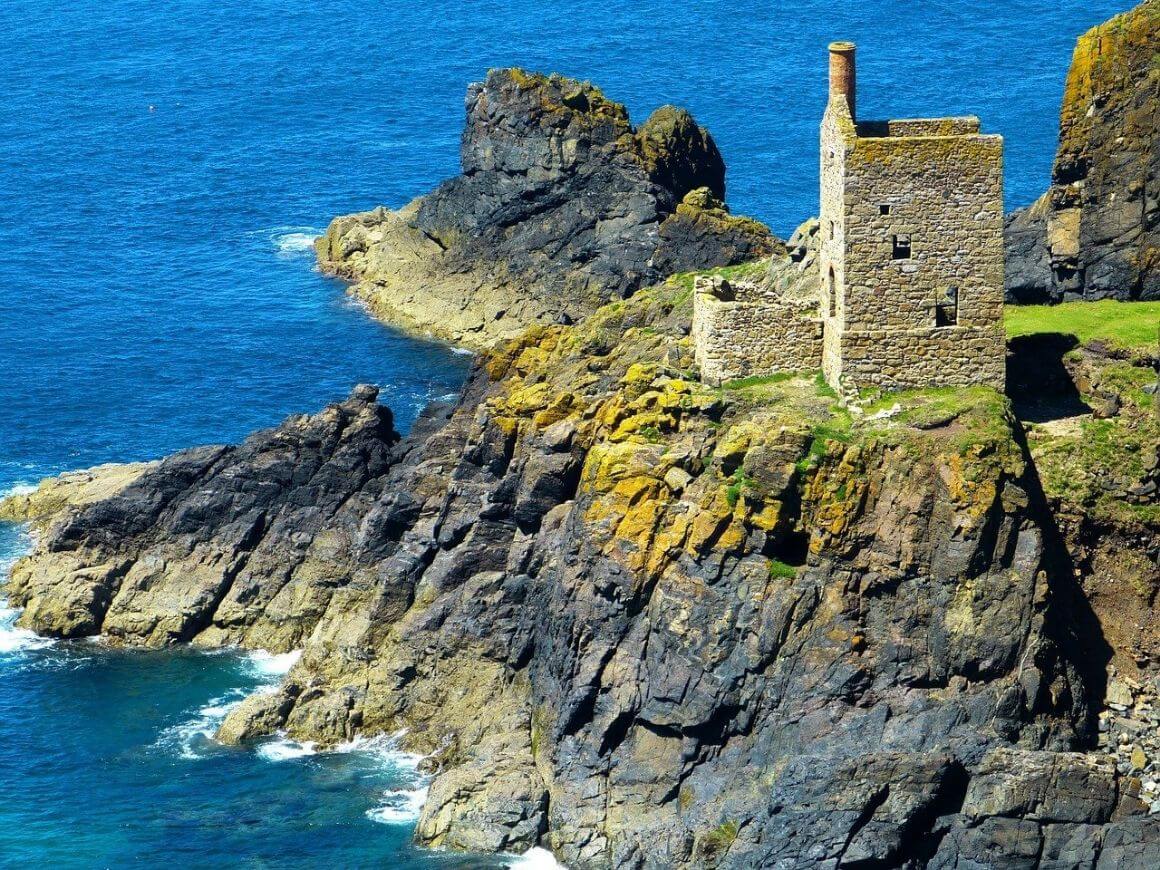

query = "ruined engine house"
[{"left": 694, "top": 42, "right": 1006, "bottom": 393}]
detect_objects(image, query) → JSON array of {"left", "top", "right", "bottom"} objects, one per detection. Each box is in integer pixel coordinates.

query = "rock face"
[
  {"left": 1006, "top": 0, "right": 1159, "bottom": 302},
  {"left": 7, "top": 386, "right": 399, "bottom": 645},
  {"left": 8, "top": 276, "right": 1160, "bottom": 867},
  {"left": 0, "top": 462, "right": 153, "bottom": 527},
  {"left": 316, "top": 69, "right": 776, "bottom": 348}
]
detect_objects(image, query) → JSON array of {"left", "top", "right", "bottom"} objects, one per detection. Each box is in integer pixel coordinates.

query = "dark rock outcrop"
[
  {"left": 7, "top": 385, "right": 400, "bottom": 647},
  {"left": 1005, "top": 0, "right": 1159, "bottom": 302},
  {"left": 315, "top": 69, "right": 776, "bottom": 347},
  {"left": 6, "top": 274, "right": 1157, "bottom": 867}
]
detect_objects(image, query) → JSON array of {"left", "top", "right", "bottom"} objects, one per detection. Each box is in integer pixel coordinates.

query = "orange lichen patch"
[
  {"left": 684, "top": 488, "right": 746, "bottom": 556},
  {"left": 748, "top": 501, "right": 786, "bottom": 533},
  {"left": 940, "top": 449, "right": 1000, "bottom": 525},
  {"left": 532, "top": 392, "right": 584, "bottom": 429},
  {"left": 804, "top": 445, "right": 875, "bottom": 553}
]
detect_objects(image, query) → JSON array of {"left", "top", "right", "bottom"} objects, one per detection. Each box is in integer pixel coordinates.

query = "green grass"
[
  {"left": 701, "top": 820, "right": 739, "bottom": 858},
  {"left": 724, "top": 468, "right": 756, "bottom": 508},
  {"left": 667, "top": 258, "right": 772, "bottom": 296},
  {"left": 768, "top": 559, "right": 798, "bottom": 580},
  {"left": 1005, "top": 300, "right": 1160, "bottom": 351},
  {"left": 721, "top": 372, "right": 797, "bottom": 390}
]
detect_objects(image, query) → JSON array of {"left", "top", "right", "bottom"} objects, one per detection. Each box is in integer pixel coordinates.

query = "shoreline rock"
[
  {"left": 0, "top": 462, "right": 155, "bottom": 528},
  {"left": 315, "top": 68, "right": 777, "bottom": 349},
  {"left": 6, "top": 275, "right": 1158, "bottom": 866}
]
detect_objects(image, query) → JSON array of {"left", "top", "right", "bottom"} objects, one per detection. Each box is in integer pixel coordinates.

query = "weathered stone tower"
[{"left": 820, "top": 42, "right": 1006, "bottom": 393}]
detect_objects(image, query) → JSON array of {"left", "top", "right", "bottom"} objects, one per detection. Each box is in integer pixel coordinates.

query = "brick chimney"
[{"left": 828, "top": 41, "right": 856, "bottom": 120}]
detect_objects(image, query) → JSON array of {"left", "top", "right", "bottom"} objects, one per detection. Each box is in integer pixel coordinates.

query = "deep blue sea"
[{"left": 0, "top": 1, "right": 1130, "bottom": 866}]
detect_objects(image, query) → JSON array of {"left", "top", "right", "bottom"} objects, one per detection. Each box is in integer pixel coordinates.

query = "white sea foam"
[
  {"left": 275, "top": 232, "right": 319, "bottom": 255},
  {"left": 267, "top": 226, "right": 322, "bottom": 258},
  {"left": 0, "top": 522, "right": 51, "bottom": 657},
  {"left": 257, "top": 734, "right": 317, "bottom": 761},
  {"left": 365, "top": 785, "right": 429, "bottom": 824},
  {"left": 1, "top": 482, "right": 37, "bottom": 499},
  {"left": 161, "top": 648, "right": 300, "bottom": 759},
  {"left": 332, "top": 731, "right": 433, "bottom": 825},
  {"left": 245, "top": 648, "right": 301, "bottom": 678},
  {"left": 336, "top": 730, "right": 424, "bottom": 766},
  {"left": 503, "top": 847, "right": 569, "bottom": 869},
  {"left": 0, "top": 605, "right": 55, "bottom": 655},
  {"left": 159, "top": 687, "right": 250, "bottom": 760}
]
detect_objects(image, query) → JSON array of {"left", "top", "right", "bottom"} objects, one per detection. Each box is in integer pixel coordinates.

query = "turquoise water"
[{"left": 0, "top": 0, "right": 1130, "bottom": 866}]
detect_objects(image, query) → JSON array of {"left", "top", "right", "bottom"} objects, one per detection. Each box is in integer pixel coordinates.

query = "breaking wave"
[
  {"left": 270, "top": 227, "right": 321, "bottom": 258},
  {"left": 341, "top": 732, "right": 430, "bottom": 825},
  {"left": 160, "top": 648, "right": 301, "bottom": 759},
  {"left": 504, "top": 847, "right": 569, "bottom": 869}
]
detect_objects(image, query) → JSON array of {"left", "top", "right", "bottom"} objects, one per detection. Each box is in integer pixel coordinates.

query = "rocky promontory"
[
  {"left": 5, "top": 7, "right": 1160, "bottom": 865},
  {"left": 1006, "top": 0, "right": 1159, "bottom": 302},
  {"left": 316, "top": 69, "right": 776, "bottom": 348},
  {"left": 6, "top": 253, "right": 1160, "bottom": 865}
]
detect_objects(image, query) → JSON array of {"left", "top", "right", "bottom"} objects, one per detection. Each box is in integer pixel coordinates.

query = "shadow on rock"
[{"left": 1006, "top": 332, "right": 1091, "bottom": 423}]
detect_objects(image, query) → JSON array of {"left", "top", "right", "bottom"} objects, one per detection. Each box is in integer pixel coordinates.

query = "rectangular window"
[
  {"left": 829, "top": 221, "right": 835, "bottom": 240},
  {"left": 935, "top": 287, "right": 959, "bottom": 327},
  {"left": 892, "top": 234, "right": 911, "bottom": 259},
  {"left": 879, "top": 204, "right": 891, "bottom": 216}
]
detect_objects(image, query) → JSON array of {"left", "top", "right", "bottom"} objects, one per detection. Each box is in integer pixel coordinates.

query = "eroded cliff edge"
[
  {"left": 315, "top": 69, "right": 777, "bottom": 349},
  {"left": 1005, "top": 0, "right": 1159, "bottom": 302},
  {"left": 7, "top": 264, "right": 1160, "bottom": 866}
]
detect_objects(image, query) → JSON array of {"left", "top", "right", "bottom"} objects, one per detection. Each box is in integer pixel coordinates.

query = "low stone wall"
[
  {"left": 836, "top": 324, "right": 1006, "bottom": 391},
  {"left": 692, "top": 276, "right": 823, "bottom": 385}
]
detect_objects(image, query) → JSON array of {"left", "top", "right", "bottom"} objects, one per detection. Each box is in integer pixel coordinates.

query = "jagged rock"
[
  {"left": 0, "top": 462, "right": 154, "bottom": 527},
  {"left": 8, "top": 280, "right": 1148, "bottom": 868},
  {"left": 1005, "top": 0, "right": 1159, "bottom": 301},
  {"left": 7, "top": 385, "right": 398, "bottom": 647},
  {"left": 6, "top": 13, "right": 1159, "bottom": 862},
  {"left": 316, "top": 69, "right": 776, "bottom": 348},
  {"left": 1005, "top": 193, "right": 1053, "bottom": 303}
]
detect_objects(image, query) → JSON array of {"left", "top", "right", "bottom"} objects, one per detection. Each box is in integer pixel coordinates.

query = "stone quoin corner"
[{"left": 694, "top": 41, "right": 1007, "bottom": 393}]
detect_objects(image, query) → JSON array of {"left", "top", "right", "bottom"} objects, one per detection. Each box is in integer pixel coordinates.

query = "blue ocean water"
[{"left": 0, "top": 0, "right": 1130, "bottom": 866}]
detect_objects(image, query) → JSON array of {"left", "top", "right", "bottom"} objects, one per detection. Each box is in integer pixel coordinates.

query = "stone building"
[{"left": 695, "top": 43, "right": 1006, "bottom": 393}]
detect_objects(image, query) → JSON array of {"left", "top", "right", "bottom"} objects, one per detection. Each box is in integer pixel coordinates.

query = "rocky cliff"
[
  {"left": 315, "top": 69, "right": 776, "bottom": 348},
  {"left": 1006, "top": 0, "right": 1159, "bottom": 302},
  {"left": 7, "top": 263, "right": 1160, "bottom": 866}
]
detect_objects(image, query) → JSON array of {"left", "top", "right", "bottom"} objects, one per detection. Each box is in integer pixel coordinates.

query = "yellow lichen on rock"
[{"left": 0, "top": 462, "right": 155, "bottom": 528}]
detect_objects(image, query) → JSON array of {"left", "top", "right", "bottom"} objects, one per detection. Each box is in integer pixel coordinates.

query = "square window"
[
  {"left": 935, "top": 287, "right": 959, "bottom": 327},
  {"left": 892, "top": 234, "right": 911, "bottom": 260},
  {"left": 879, "top": 204, "right": 891, "bottom": 215}
]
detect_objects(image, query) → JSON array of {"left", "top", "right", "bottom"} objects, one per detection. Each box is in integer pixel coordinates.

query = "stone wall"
[
  {"left": 692, "top": 276, "right": 822, "bottom": 386},
  {"left": 696, "top": 93, "right": 1006, "bottom": 395},
  {"left": 820, "top": 98, "right": 855, "bottom": 387},
  {"left": 833, "top": 114, "right": 1006, "bottom": 391},
  {"left": 864, "top": 117, "right": 981, "bottom": 137}
]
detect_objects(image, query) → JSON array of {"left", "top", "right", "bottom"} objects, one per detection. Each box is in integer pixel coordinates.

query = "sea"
[{"left": 0, "top": 1, "right": 1130, "bottom": 866}]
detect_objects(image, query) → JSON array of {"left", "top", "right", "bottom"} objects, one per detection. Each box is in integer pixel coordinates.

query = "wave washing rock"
[
  {"left": 1005, "top": 0, "right": 1159, "bottom": 302},
  {"left": 315, "top": 69, "right": 777, "bottom": 348},
  {"left": 8, "top": 272, "right": 1160, "bottom": 867}
]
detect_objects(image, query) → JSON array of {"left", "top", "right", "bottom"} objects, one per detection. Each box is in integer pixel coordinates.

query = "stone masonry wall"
[
  {"left": 837, "top": 129, "right": 1006, "bottom": 391},
  {"left": 692, "top": 276, "right": 822, "bottom": 386},
  {"left": 820, "top": 98, "right": 855, "bottom": 387},
  {"left": 873, "top": 117, "right": 981, "bottom": 137},
  {"left": 695, "top": 94, "right": 1005, "bottom": 395}
]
